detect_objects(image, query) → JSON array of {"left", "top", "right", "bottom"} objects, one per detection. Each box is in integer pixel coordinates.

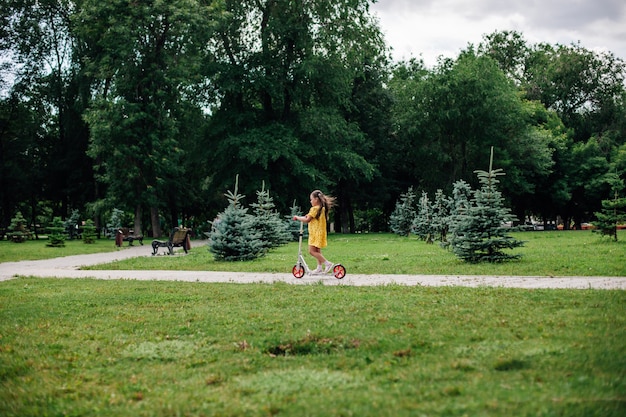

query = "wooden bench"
[
  {"left": 151, "top": 227, "right": 191, "bottom": 255},
  {"left": 115, "top": 228, "right": 144, "bottom": 247}
]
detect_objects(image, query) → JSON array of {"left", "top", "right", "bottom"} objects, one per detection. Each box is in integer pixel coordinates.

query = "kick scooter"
[{"left": 292, "top": 220, "right": 346, "bottom": 279}]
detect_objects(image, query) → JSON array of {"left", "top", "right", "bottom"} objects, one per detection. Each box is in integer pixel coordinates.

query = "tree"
[
  {"left": 106, "top": 208, "right": 126, "bottom": 237},
  {"left": 594, "top": 174, "right": 626, "bottom": 241},
  {"left": 46, "top": 217, "right": 66, "bottom": 247},
  {"left": 3, "top": 0, "right": 95, "bottom": 224},
  {"left": 524, "top": 43, "right": 626, "bottom": 141},
  {"left": 64, "top": 209, "right": 81, "bottom": 240},
  {"left": 7, "top": 211, "right": 31, "bottom": 243},
  {"left": 389, "top": 49, "right": 535, "bottom": 196},
  {"left": 479, "top": 31, "right": 626, "bottom": 226},
  {"left": 507, "top": 102, "right": 568, "bottom": 226},
  {"left": 444, "top": 179, "right": 473, "bottom": 249},
  {"left": 412, "top": 190, "right": 433, "bottom": 243},
  {"left": 478, "top": 30, "right": 530, "bottom": 86},
  {"left": 0, "top": 94, "right": 45, "bottom": 231},
  {"left": 286, "top": 200, "right": 305, "bottom": 241},
  {"left": 250, "top": 182, "right": 290, "bottom": 251},
  {"left": 209, "top": 176, "right": 264, "bottom": 261},
  {"left": 80, "top": 0, "right": 213, "bottom": 237},
  {"left": 389, "top": 187, "right": 417, "bottom": 237},
  {"left": 431, "top": 189, "right": 452, "bottom": 243},
  {"left": 449, "top": 149, "right": 524, "bottom": 263},
  {"left": 82, "top": 219, "right": 97, "bottom": 244},
  {"left": 204, "top": 0, "right": 387, "bottom": 220}
]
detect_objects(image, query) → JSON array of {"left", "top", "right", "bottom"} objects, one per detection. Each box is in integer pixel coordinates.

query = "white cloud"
[{"left": 371, "top": 0, "right": 626, "bottom": 67}]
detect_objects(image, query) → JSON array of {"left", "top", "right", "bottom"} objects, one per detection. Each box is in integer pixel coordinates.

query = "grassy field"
[
  {"left": 1, "top": 278, "right": 625, "bottom": 416},
  {"left": 1, "top": 232, "right": 625, "bottom": 416},
  {"left": 0, "top": 238, "right": 119, "bottom": 263},
  {"left": 83, "top": 230, "right": 626, "bottom": 277}
]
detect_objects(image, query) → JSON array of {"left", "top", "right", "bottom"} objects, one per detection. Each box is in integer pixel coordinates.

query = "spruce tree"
[
  {"left": 432, "top": 189, "right": 452, "bottom": 243},
  {"left": 449, "top": 150, "right": 523, "bottom": 262},
  {"left": 82, "top": 219, "right": 97, "bottom": 244},
  {"left": 47, "top": 217, "right": 66, "bottom": 247},
  {"left": 389, "top": 186, "right": 417, "bottom": 237},
  {"left": 413, "top": 190, "right": 434, "bottom": 243},
  {"left": 286, "top": 200, "right": 306, "bottom": 241},
  {"left": 250, "top": 181, "right": 290, "bottom": 250},
  {"left": 107, "top": 208, "right": 125, "bottom": 238},
  {"left": 8, "top": 211, "right": 30, "bottom": 243},
  {"left": 593, "top": 174, "right": 626, "bottom": 241},
  {"left": 64, "top": 209, "right": 81, "bottom": 239},
  {"left": 444, "top": 179, "right": 473, "bottom": 250},
  {"left": 209, "top": 176, "right": 264, "bottom": 261}
]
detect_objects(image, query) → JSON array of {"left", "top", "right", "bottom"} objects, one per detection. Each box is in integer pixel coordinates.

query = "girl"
[{"left": 293, "top": 190, "right": 336, "bottom": 274}]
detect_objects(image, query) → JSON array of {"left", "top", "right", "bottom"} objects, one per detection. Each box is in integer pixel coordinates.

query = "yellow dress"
[{"left": 307, "top": 206, "right": 327, "bottom": 248}]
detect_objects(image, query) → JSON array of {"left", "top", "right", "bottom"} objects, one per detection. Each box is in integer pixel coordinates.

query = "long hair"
[{"left": 311, "top": 190, "right": 335, "bottom": 220}]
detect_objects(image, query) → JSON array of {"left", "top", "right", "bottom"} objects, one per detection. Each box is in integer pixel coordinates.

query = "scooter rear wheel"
[
  {"left": 292, "top": 264, "right": 305, "bottom": 278},
  {"left": 333, "top": 264, "right": 346, "bottom": 279}
]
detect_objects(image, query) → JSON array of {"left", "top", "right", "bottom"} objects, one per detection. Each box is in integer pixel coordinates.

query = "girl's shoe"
[
  {"left": 323, "top": 261, "right": 333, "bottom": 273},
  {"left": 312, "top": 265, "right": 323, "bottom": 274}
]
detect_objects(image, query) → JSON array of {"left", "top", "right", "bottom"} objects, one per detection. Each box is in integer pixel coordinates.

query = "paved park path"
[{"left": 1, "top": 240, "right": 625, "bottom": 289}]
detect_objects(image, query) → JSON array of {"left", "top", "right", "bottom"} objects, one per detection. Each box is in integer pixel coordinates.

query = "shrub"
[
  {"left": 82, "top": 219, "right": 97, "bottom": 244},
  {"left": 389, "top": 187, "right": 417, "bottom": 237},
  {"left": 8, "top": 211, "right": 31, "bottom": 243},
  {"left": 46, "top": 217, "right": 66, "bottom": 247}
]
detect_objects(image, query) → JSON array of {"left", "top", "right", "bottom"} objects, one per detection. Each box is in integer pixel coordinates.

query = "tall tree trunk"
[
  {"left": 337, "top": 181, "right": 352, "bottom": 234},
  {"left": 134, "top": 203, "right": 143, "bottom": 236},
  {"left": 151, "top": 205, "right": 162, "bottom": 238}
]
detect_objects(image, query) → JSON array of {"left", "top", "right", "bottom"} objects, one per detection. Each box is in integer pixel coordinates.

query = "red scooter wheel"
[
  {"left": 333, "top": 264, "right": 346, "bottom": 279},
  {"left": 292, "top": 264, "right": 305, "bottom": 278}
]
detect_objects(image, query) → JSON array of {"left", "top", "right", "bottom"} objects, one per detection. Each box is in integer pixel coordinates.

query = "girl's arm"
[{"left": 293, "top": 215, "right": 312, "bottom": 223}]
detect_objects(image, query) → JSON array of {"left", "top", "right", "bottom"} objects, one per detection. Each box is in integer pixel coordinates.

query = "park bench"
[
  {"left": 115, "top": 227, "right": 144, "bottom": 247},
  {"left": 151, "top": 227, "right": 191, "bottom": 256}
]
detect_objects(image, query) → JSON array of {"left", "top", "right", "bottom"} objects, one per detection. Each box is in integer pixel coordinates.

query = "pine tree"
[
  {"left": 444, "top": 179, "right": 473, "bottom": 250},
  {"left": 449, "top": 149, "right": 523, "bottom": 262},
  {"left": 250, "top": 181, "right": 291, "bottom": 250},
  {"left": 47, "top": 217, "right": 66, "bottom": 247},
  {"left": 389, "top": 186, "right": 417, "bottom": 237},
  {"left": 64, "top": 209, "right": 81, "bottom": 239},
  {"left": 209, "top": 175, "right": 264, "bottom": 261},
  {"left": 82, "top": 219, "right": 97, "bottom": 244},
  {"left": 432, "top": 189, "right": 452, "bottom": 243},
  {"left": 107, "top": 208, "right": 125, "bottom": 238},
  {"left": 593, "top": 174, "right": 626, "bottom": 241},
  {"left": 286, "top": 200, "right": 306, "bottom": 241},
  {"left": 8, "top": 211, "right": 31, "bottom": 243},
  {"left": 413, "top": 190, "right": 434, "bottom": 243}
]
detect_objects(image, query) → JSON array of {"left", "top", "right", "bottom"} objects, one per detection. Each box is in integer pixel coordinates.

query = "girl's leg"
[
  {"left": 308, "top": 245, "right": 326, "bottom": 266},
  {"left": 309, "top": 246, "right": 333, "bottom": 273}
]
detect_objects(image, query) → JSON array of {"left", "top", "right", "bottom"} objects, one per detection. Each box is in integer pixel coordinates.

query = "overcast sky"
[{"left": 370, "top": 0, "right": 626, "bottom": 67}]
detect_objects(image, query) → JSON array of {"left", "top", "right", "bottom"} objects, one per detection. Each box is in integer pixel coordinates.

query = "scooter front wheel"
[
  {"left": 292, "top": 264, "right": 305, "bottom": 278},
  {"left": 333, "top": 264, "right": 346, "bottom": 279}
]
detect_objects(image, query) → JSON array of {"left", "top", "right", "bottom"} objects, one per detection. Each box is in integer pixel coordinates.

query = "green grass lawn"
[
  {"left": 0, "top": 238, "right": 119, "bottom": 263},
  {"left": 85, "top": 230, "right": 626, "bottom": 277},
  {"left": 0, "top": 279, "right": 624, "bottom": 416},
  {"left": 1, "top": 232, "right": 624, "bottom": 416}
]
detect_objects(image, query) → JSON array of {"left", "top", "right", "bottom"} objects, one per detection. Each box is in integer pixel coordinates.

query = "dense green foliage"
[
  {"left": 593, "top": 174, "right": 626, "bottom": 241},
  {"left": 209, "top": 177, "right": 266, "bottom": 261},
  {"left": 448, "top": 167, "right": 524, "bottom": 262},
  {"left": 81, "top": 219, "right": 97, "bottom": 244},
  {"left": 250, "top": 183, "right": 291, "bottom": 250},
  {"left": 1, "top": 2, "right": 625, "bottom": 239},
  {"left": 45, "top": 217, "right": 66, "bottom": 247},
  {"left": 389, "top": 186, "right": 417, "bottom": 237},
  {"left": 6, "top": 212, "right": 30, "bottom": 243},
  {"left": 1, "top": 279, "right": 624, "bottom": 416}
]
